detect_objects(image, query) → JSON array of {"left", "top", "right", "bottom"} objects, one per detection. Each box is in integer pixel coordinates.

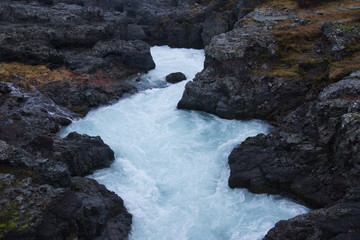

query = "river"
[{"left": 60, "top": 46, "right": 308, "bottom": 240}]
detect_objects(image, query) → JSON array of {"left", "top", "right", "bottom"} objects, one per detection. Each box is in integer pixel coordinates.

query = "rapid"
[{"left": 60, "top": 46, "right": 308, "bottom": 240}]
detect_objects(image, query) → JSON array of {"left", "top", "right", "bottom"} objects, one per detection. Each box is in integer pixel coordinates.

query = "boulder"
[
  {"left": 165, "top": 72, "right": 187, "bottom": 83},
  {"left": 37, "top": 177, "right": 132, "bottom": 240}
]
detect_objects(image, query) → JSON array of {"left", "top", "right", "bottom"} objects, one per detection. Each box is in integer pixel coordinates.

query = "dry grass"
[
  {"left": 265, "top": 4, "right": 360, "bottom": 81},
  {"left": 0, "top": 62, "right": 117, "bottom": 91}
]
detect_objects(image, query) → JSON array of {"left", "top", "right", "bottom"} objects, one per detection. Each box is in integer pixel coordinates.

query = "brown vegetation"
[{"left": 0, "top": 63, "right": 117, "bottom": 91}]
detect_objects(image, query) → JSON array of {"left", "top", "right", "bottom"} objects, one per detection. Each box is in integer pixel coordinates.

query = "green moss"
[
  {"left": 333, "top": 22, "right": 357, "bottom": 32},
  {"left": 0, "top": 200, "right": 32, "bottom": 237},
  {"left": 272, "top": 66, "right": 299, "bottom": 77}
]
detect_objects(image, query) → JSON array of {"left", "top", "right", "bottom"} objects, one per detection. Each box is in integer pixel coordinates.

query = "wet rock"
[
  {"left": 54, "top": 132, "right": 115, "bottom": 177},
  {"left": 0, "top": 176, "right": 131, "bottom": 240},
  {"left": 264, "top": 194, "right": 360, "bottom": 240},
  {"left": 0, "top": 83, "right": 131, "bottom": 239},
  {"left": 166, "top": 72, "right": 187, "bottom": 83},
  {"left": 24, "top": 132, "right": 115, "bottom": 177}
]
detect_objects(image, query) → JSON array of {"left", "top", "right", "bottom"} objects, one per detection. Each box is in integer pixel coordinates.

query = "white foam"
[{"left": 60, "top": 46, "right": 308, "bottom": 240}]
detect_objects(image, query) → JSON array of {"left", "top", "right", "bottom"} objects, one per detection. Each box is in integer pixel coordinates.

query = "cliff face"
[{"left": 178, "top": 1, "right": 360, "bottom": 239}]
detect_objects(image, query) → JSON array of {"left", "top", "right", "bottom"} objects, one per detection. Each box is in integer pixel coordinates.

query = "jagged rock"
[
  {"left": 36, "top": 177, "right": 132, "bottom": 240},
  {"left": 0, "top": 177, "right": 131, "bottom": 240},
  {"left": 39, "top": 80, "right": 136, "bottom": 115},
  {"left": 0, "top": 83, "right": 75, "bottom": 146},
  {"left": 166, "top": 72, "right": 187, "bottom": 83},
  {"left": 264, "top": 190, "right": 360, "bottom": 240},
  {"left": 318, "top": 21, "right": 360, "bottom": 60},
  {"left": 53, "top": 132, "right": 115, "bottom": 177},
  {"left": 0, "top": 2, "right": 155, "bottom": 77},
  {"left": 178, "top": 21, "right": 308, "bottom": 121},
  {"left": 228, "top": 72, "right": 360, "bottom": 208}
]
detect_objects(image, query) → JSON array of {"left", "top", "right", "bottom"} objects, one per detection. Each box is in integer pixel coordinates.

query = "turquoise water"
[{"left": 60, "top": 46, "right": 308, "bottom": 240}]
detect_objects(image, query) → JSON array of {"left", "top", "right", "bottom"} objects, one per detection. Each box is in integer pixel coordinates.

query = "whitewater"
[{"left": 60, "top": 46, "right": 308, "bottom": 240}]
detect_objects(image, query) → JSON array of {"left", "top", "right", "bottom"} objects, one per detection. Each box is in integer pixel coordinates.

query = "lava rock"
[
  {"left": 39, "top": 80, "right": 136, "bottom": 115},
  {"left": 0, "top": 83, "right": 75, "bottom": 146},
  {"left": 54, "top": 132, "right": 115, "bottom": 176},
  {"left": 37, "top": 177, "right": 132, "bottom": 240},
  {"left": 178, "top": 21, "right": 307, "bottom": 121},
  {"left": 0, "top": 2, "right": 155, "bottom": 77},
  {"left": 165, "top": 72, "right": 187, "bottom": 83},
  {"left": 228, "top": 72, "right": 360, "bottom": 208},
  {"left": 264, "top": 192, "right": 360, "bottom": 240}
]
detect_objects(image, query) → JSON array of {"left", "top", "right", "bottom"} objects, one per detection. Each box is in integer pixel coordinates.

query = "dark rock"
[
  {"left": 0, "top": 176, "right": 131, "bottom": 240},
  {"left": 0, "top": 83, "right": 131, "bottom": 239},
  {"left": 178, "top": 21, "right": 308, "bottom": 121},
  {"left": 0, "top": 83, "right": 75, "bottom": 146},
  {"left": 37, "top": 177, "right": 132, "bottom": 240},
  {"left": 264, "top": 195, "right": 360, "bottom": 240},
  {"left": 318, "top": 21, "right": 360, "bottom": 60},
  {"left": 0, "top": 2, "right": 155, "bottom": 77},
  {"left": 24, "top": 132, "right": 115, "bottom": 177},
  {"left": 39, "top": 80, "right": 136, "bottom": 115},
  {"left": 54, "top": 132, "right": 115, "bottom": 176},
  {"left": 228, "top": 72, "right": 360, "bottom": 208},
  {"left": 166, "top": 72, "right": 187, "bottom": 83}
]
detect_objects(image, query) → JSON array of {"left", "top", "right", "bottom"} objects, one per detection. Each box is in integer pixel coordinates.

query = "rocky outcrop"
[
  {"left": 228, "top": 72, "right": 360, "bottom": 208},
  {"left": 39, "top": 80, "right": 135, "bottom": 115},
  {"left": 264, "top": 189, "right": 360, "bottom": 240},
  {"left": 178, "top": 9, "right": 360, "bottom": 123},
  {"left": 2, "top": 0, "right": 267, "bottom": 51},
  {"left": 166, "top": 72, "right": 187, "bottom": 83},
  {"left": 0, "top": 82, "right": 74, "bottom": 146},
  {"left": 120, "top": 0, "right": 268, "bottom": 48},
  {"left": 178, "top": 20, "right": 309, "bottom": 122},
  {"left": 0, "top": 173, "right": 131, "bottom": 240},
  {"left": 37, "top": 177, "right": 131, "bottom": 240},
  {"left": 0, "top": 2, "right": 155, "bottom": 78},
  {"left": 0, "top": 83, "right": 132, "bottom": 238}
]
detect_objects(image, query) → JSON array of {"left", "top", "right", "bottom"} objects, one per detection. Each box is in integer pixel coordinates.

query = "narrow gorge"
[{"left": 0, "top": 0, "right": 359, "bottom": 239}]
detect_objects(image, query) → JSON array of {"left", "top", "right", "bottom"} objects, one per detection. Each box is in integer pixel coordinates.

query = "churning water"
[{"left": 60, "top": 46, "right": 308, "bottom": 240}]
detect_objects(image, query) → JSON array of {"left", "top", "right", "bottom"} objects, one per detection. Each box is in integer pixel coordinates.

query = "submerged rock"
[{"left": 166, "top": 72, "right": 187, "bottom": 83}]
